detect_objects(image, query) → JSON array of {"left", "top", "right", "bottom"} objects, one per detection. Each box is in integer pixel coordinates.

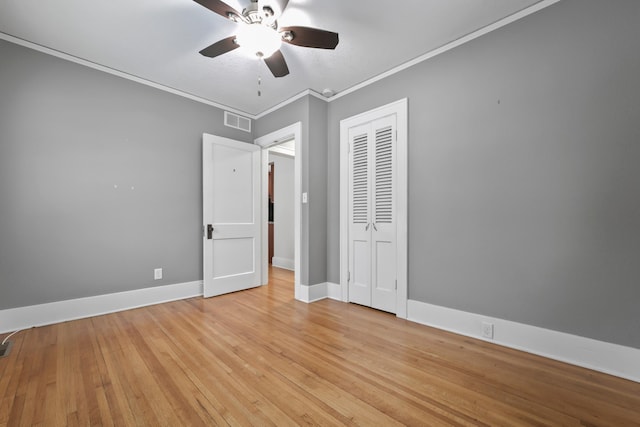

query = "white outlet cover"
[
  {"left": 482, "top": 322, "right": 494, "bottom": 339},
  {"left": 154, "top": 268, "right": 163, "bottom": 280}
]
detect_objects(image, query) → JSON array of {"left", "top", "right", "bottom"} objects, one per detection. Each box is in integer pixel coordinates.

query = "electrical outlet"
[
  {"left": 482, "top": 322, "right": 494, "bottom": 339},
  {"left": 154, "top": 268, "right": 163, "bottom": 280}
]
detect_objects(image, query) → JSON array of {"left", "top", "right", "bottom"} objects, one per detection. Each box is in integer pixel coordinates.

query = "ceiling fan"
[{"left": 194, "top": 0, "right": 339, "bottom": 78}]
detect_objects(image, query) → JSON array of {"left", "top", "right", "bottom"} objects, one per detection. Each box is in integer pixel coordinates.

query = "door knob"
[{"left": 207, "top": 224, "right": 214, "bottom": 239}]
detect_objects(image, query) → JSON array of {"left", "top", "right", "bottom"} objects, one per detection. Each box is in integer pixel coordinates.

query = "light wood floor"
[{"left": 1, "top": 267, "right": 639, "bottom": 426}]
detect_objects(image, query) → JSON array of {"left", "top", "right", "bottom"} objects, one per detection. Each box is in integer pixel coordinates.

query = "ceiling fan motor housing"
[{"left": 243, "top": 1, "right": 276, "bottom": 27}]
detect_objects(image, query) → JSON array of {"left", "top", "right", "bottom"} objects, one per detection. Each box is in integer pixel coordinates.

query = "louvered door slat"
[
  {"left": 375, "top": 126, "right": 394, "bottom": 224},
  {"left": 352, "top": 133, "right": 369, "bottom": 224}
]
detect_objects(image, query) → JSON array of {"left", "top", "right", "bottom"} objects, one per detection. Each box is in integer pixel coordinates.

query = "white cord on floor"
[{"left": 1, "top": 330, "right": 21, "bottom": 345}]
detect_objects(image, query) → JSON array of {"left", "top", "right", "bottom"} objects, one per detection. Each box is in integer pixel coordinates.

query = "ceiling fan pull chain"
[{"left": 257, "top": 74, "right": 262, "bottom": 97}]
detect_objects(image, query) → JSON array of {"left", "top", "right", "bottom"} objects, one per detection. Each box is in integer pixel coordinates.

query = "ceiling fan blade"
[
  {"left": 193, "top": 0, "right": 243, "bottom": 22},
  {"left": 280, "top": 26, "right": 339, "bottom": 49},
  {"left": 199, "top": 36, "right": 239, "bottom": 58},
  {"left": 264, "top": 50, "right": 289, "bottom": 78}
]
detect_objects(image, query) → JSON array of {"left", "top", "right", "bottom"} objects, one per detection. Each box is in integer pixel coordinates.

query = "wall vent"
[{"left": 224, "top": 111, "right": 252, "bottom": 133}]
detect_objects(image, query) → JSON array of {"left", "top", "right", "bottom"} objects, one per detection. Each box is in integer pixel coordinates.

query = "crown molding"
[
  {"left": 327, "top": 0, "right": 562, "bottom": 103},
  {"left": 0, "top": 32, "right": 254, "bottom": 118},
  {"left": 2, "top": 0, "right": 561, "bottom": 120},
  {"left": 253, "top": 89, "right": 326, "bottom": 120},
  {"left": 255, "top": 0, "right": 562, "bottom": 111}
]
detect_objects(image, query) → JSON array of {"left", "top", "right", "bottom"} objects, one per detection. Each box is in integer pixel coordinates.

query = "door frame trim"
[
  {"left": 255, "top": 122, "right": 302, "bottom": 300},
  {"left": 339, "top": 99, "right": 408, "bottom": 318}
]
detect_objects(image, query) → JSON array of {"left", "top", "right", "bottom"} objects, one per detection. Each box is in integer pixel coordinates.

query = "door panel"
[
  {"left": 203, "top": 134, "right": 261, "bottom": 297},
  {"left": 372, "top": 239, "right": 396, "bottom": 313},
  {"left": 212, "top": 144, "right": 255, "bottom": 224},
  {"left": 212, "top": 238, "right": 255, "bottom": 278},
  {"left": 350, "top": 239, "right": 371, "bottom": 306}
]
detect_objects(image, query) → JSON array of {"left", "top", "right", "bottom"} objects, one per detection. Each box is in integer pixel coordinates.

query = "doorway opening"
[
  {"left": 268, "top": 161, "right": 274, "bottom": 265},
  {"left": 267, "top": 141, "right": 295, "bottom": 271},
  {"left": 255, "top": 122, "right": 302, "bottom": 300}
]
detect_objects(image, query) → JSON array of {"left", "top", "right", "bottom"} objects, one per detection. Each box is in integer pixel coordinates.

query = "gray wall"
[
  {"left": 254, "top": 95, "right": 328, "bottom": 286},
  {"left": 3, "top": 0, "right": 639, "bottom": 351},
  {"left": 307, "top": 96, "right": 328, "bottom": 285},
  {"left": 327, "top": 0, "right": 640, "bottom": 348},
  {"left": 0, "top": 39, "right": 251, "bottom": 309},
  {"left": 268, "top": 152, "right": 294, "bottom": 265}
]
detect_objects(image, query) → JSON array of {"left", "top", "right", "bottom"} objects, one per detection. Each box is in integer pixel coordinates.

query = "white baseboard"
[
  {"left": 6, "top": 281, "right": 635, "bottom": 383},
  {"left": 272, "top": 257, "right": 294, "bottom": 271},
  {"left": 0, "top": 281, "right": 203, "bottom": 333},
  {"left": 297, "top": 282, "right": 326, "bottom": 303},
  {"left": 326, "top": 282, "right": 342, "bottom": 301},
  {"left": 407, "top": 299, "right": 640, "bottom": 383},
  {"left": 296, "top": 282, "right": 341, "bottom": 303}
]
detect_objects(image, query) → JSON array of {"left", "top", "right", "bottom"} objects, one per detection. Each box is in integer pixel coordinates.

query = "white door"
[
  {"left": 348, "top": 124, "right": 372, "bottom": 306},
  {"left": 348, "top": 115, "right": 397, "bottom": 313},
  {"left": 203, "top": 134, "right": 262, "bottom": 297}
]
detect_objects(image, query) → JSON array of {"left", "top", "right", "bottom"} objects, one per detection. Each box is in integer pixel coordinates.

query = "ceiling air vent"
[{"left": 224, "top": 111, "right": 251, "bottom": 133}]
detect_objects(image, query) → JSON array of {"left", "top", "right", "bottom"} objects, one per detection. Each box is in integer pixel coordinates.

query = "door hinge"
[
  {"left": 348, "top": 271, "right": 351, "bottom": 282},
  {"left": 395, "top": 279, "right": 397, "bottom": 290}
]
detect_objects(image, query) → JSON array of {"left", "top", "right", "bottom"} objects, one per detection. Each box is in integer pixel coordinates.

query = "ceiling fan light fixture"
[
  {"left": 236, "top": 23, "right": 282, "bottom": 58},
  {"left": 194, "top": 0, "right": 338, "bottom": 78}
]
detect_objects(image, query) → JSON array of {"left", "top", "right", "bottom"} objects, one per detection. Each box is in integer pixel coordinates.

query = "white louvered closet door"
[
  {"left": 348, "top": 124, "right": 372, "bottom": 307},
  {"left": 348, "top": 115, "right": 397, "bottom": 313}
]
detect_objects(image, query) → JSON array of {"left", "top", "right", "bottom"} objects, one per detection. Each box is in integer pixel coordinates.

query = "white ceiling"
[{"left": 0, "top": 0, "right": 547, "bottom": 117}]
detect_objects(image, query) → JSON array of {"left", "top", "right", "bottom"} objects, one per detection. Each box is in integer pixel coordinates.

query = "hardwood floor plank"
[
  {"left": 104, "top": 313, "right": 180, "bottom": 426},
  {"left": 216, "top": 302, "right": 462, "bottom": 426},
  {"left": 235, "top": 300, "right": 544, "bottom": 424},
  {"left": 1, "top": 267, "right": 640, "bottom": 426},
  {"left": 146, "top": 304, "right": 286, "bottom": 426},
  {"left": 157, "top": 312, "right": 328, "bottom": 425}
]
